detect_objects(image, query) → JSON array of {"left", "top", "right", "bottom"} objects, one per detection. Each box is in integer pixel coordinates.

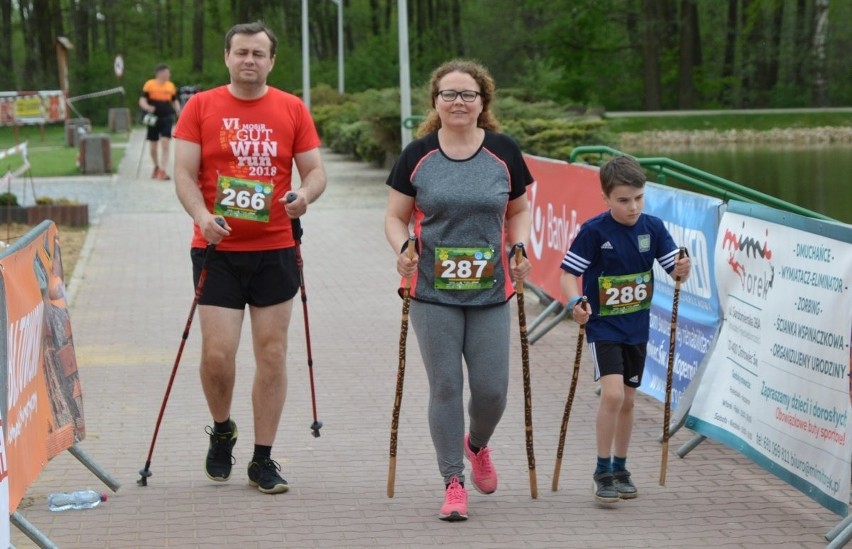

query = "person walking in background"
[
  {"left": 559, "top": 155, "right": 691, "bottom": 504},
  {"left": 173, "top": 21, "right": 327, "bottom": 495},
  {"left": 139, "top": 63, "right": 181, "bottom": 180},
  {"left": 384, "top": 59, "right": 533, "bottom": 521}
]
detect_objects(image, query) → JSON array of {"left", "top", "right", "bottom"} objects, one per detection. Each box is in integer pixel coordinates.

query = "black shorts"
[
  {"left": 191, "top": 247, "right": 300, "bottom": 309},
  {"left": 589, "top": 341, "right": 647, "bottom": 388},
  {"left": 146, "top": 114, "right": 174, "bottom": 141}
]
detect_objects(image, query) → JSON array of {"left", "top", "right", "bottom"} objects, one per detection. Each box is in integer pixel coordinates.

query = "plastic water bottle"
[{"left": 47, "top": 490, "right": 107, "bottom": 512}]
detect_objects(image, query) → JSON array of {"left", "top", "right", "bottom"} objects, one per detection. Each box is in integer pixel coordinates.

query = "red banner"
[
  {"left": 524, "top": 155, "right": 607, "bottom": 303},
  {"left": 1, "top": 222, "right": 85, "bottom": 512}
]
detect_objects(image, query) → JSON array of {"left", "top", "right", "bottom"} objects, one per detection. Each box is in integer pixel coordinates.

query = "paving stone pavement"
[{"left": 9, "top": 129, "right": 846, "bottom": 548}]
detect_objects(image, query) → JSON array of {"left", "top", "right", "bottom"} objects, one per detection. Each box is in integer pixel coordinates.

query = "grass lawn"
[{"left": 0, "top": 123, "right": 130, "bottom": 177}]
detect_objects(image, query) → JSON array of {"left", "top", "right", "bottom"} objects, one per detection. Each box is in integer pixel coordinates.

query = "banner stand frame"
[{"left": 10, "top": 443, "right": 120, "bottom": 548}]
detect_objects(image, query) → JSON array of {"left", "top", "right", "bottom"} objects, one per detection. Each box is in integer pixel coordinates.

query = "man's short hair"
[
  {"left": 154, "top": 64, "right": 170, "bottom": 74},
  {"left": 225, "top": 21, "right": 278, "bottom": 57},
  {"left": 599, "top": 155, "right": 646, "bottom": 196}
]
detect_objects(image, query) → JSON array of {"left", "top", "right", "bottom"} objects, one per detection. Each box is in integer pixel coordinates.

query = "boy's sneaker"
[
  {"left": 593, "top": 471, "right": 620, "bottom": 503},
  {"left": 463, "top": 433, "right": 497, "bottom": 494},
  {"left": 204, "top": 421, "right": 237, "bottom": 481},
  {"left": 613, "top": 469, "right": 638, "bottom": 499},
  {"left": 247, "top": 458, "right": 290, "bottom": 494},
  {"left": 439, "top": 476, "right": 468, "bottom": 521}
]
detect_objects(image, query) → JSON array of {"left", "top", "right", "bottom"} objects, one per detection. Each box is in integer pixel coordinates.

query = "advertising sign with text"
[{"left": 687, "top": 201, "right": 852, "bottom": 515}]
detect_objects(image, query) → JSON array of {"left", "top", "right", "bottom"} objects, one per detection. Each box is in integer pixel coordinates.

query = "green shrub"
[
  {"left": 313, "top": 87, "right": 612, "bottom": 164},
  {"left": 0, "top": 192, "right": 18, "bottom": 206}
]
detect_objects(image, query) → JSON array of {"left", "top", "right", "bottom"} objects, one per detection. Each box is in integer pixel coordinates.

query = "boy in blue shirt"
[{"left": 559, "top": 155, "right": 691, "bottom": 503}]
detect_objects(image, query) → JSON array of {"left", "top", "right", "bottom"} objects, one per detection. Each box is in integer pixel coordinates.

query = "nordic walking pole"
[
  {"left": 387, "top": 235, "right": 417, "bottom": 498},
  {"left": 660, "top": 247, "right": 687, "bottom": 486},
  {"left": 286, "top": 191, "right": 322, "bottom": 438},
  {"left": 138, "top": 217, "right": 225, "bottom": 486},
  {"left": 513, "top": 243, "right": 538, "bottom": 499},
  {"left": 552, "top": 296, "right": 588, "bottom": 492}
]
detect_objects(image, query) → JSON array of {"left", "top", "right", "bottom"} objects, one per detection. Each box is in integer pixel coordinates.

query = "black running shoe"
[
  {"left": 247, "top": 458, "right": 290, "bottom": 494},
  {"left": 613, "top": 469, "right": 639, "bottom": 499},
  {"left": 204, "top": 420, "right": 237, "bottom": 481},
  {"left": 593, "top": 471, "right": 620, "bottom": 503}
]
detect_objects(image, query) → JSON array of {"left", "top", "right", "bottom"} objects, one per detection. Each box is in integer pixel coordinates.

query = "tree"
[
  {"left": 641, "top": 0, "right": 664, "bottom": 110},
  {"left": 0, "top": 0, "right": 14, "bottom": 89},
  {"left": 677, "top": 0, "right": 701, "bottom": 108},
  {"left": 812, "top": 0, "right": 829, "bottom": 106},
  {"left": 192, "top": 0, "right": 204, "bottom": 73}
]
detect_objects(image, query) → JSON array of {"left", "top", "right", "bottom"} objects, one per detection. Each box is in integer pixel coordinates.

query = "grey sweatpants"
[{"left": 410, "top": 300, "right": 510, "bottom": 485}]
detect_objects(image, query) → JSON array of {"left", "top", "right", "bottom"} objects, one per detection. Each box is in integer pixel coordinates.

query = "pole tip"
[
  {"left": 311, "top": 420, "right": 323, "bottom": 438},
  {"left": 137, "top": 468, "right": 152, "bottom": 486}
]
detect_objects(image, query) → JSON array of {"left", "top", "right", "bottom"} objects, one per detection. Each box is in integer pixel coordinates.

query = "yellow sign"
[{"left": 14, "top": 96, "right": 42, "bottom": 119}]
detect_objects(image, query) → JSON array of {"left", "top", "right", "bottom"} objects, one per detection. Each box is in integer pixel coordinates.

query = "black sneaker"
[
  {"left": 204, "top": 420, "right": 237, "bottom": 481},
  {"left": 613, "top": 469, "right": 638, "bottom": 499},
  {"left": 593, "top": 471, "right": 620, "bottom": 503},
  {"left": 247, "top": 458, "right": 290, "bottom": 494}
]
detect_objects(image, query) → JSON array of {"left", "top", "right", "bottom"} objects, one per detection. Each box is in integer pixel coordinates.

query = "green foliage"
[
  {"left": 502, "top": 119, "right": 613, "bottom": 161},
  {"left": 314, "top": 87, "right": 401, "bottom": 164},
  {"left": 3, "top": 0, "right": 849, "bottom": 113},
  {"left": 0, "top": 192, "right": 19, "bottom": 207}
]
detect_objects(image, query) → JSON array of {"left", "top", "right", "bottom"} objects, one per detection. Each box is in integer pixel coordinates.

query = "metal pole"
[
  {"left": 301, "top": 0, "right": 311, "bottom": 110},
  {"left": 397, "top": 0, "right": 412, "bottom": 149},
  {"left": 333, "top": 0, "right": 344, "bottom": 94}
]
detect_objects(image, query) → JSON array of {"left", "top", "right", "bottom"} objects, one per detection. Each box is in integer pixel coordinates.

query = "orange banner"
[
  {"left": 524, "top": 155, "right": 607, "bottom": 302},
  {"left": 1, "top": 221, "right": 85, "bottom": 512}
]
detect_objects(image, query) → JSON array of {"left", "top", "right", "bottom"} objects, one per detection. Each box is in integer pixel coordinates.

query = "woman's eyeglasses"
[{"left": 436, "top": 90, "right": 481, "bottom": 102}]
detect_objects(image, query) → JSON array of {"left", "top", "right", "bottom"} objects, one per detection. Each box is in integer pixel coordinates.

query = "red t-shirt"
[{"left": 174, "top": 85, "right": 321, "bottom": 251}]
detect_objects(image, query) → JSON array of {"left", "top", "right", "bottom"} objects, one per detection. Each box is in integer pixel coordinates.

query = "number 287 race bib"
[{"left": 434, "top": 246, "right": 496, "bottom": 290}]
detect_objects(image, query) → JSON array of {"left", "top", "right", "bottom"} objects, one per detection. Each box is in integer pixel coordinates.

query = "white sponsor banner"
[{"left": 687, "top": 201, "right": 852, "bottom": 515}]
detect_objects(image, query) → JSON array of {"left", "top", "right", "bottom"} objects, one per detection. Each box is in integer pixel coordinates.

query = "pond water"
[{"left": 626, "top": 144, "right": 852, "bottom": 224}]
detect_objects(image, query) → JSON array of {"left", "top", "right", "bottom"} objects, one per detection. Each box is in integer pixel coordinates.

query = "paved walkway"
[{"left": 11, "top": 130, "right": 845, "bottom": 548}]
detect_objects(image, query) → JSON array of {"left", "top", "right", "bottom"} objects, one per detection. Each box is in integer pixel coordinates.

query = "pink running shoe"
[
  {"left": 439, "top": 476, "right": 468, "bottom": 521},
  {"left": 464, "top": 433, "right": 498, "bottom": 494}
]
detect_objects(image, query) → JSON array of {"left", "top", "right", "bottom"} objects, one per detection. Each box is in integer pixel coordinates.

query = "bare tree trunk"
[
  {"left": 720, "top": 0, "right": 738, "bottom": 105},
  {"left": 677, "top": 0, "right": 700, "bottom": 108},
  {"left": 369, "top": 0, "right": 380, "bottom": 35},
  {"left": 192, "top": 0, "right": 204, "bottom": 73},
  {"left": 18, "top": 2, "right": 39, "bottom": 89},
  {"left": 177, "top": 0, "right": 184, "bottom": 58},
  {"left": 0, "top": 0, "right": 13, "bottom": 89},
  {"left": 641, "top": 0, "right": 663, "bottom": 110},
  {"left": 88, "top": 0, "right": 98, "bottom": 62},
  {"left": 450, "top": 0, "right": 464, "bottom": 55},
  {"left": 812, "top": 0, "right": 829, "bottom": 106},
  {"left": 384, "top": 0, "right": 392, "bottom": 33},
  {"left": 164, "top": 0, "right": 173, "bottom": 55}
]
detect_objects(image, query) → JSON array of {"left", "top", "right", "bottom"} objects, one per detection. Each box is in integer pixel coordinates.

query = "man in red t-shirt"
[{"left": 173, "top": 21, "right": 327, "bottom": 495}]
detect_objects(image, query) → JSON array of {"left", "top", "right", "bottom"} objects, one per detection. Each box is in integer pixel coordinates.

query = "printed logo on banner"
[{"left": 721, "top": 224, "right": 775, "bottom": 300}]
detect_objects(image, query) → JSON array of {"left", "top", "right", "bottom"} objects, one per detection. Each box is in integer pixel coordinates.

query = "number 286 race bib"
[{"left": 598, "top": 270, "right": 653, "bottom": 316}]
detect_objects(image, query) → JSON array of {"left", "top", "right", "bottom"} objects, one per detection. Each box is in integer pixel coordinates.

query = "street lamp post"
[
  {"left": 331, "top": 0, "right": 344, "bottom": 94},
  {"left": 302, "top": 0, "right": 311, "bottom": 109},
  {"left": 398, "top": 0, "right": 412, "bottom": 148}
]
